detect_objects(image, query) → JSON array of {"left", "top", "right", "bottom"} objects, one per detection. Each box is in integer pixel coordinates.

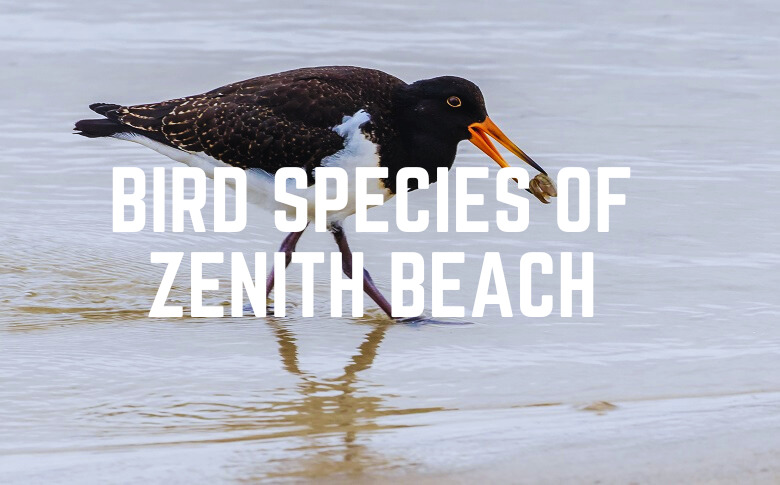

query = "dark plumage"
[{"left": 76, "top": 67, "right": 402, "bottom": 186}]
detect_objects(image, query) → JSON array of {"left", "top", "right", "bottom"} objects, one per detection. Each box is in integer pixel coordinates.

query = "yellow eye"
[{"left": 447, "top": 96, "right": 462, "bottom": 108}]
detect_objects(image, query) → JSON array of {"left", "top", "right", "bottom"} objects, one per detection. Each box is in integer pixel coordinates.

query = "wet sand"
[{"left": 1, "top": 0, "right": 780, "bottom": 482}]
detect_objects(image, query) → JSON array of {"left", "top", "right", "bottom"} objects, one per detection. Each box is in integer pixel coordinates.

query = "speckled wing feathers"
[{"left": 103, "top": 67, "right": 405, "bottom": 182}]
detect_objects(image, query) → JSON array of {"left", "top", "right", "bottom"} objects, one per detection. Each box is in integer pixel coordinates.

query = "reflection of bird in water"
[
  {"left": 80, "top": 321, "right": 441, "bottom": 480},
  {"left": 244, "top": 320, "right": 443, "bottom": 481}
]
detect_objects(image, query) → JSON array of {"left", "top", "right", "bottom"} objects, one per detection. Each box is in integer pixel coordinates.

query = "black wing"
[{"left": 78, "top": 66, "right": 404, "bottom": 182}]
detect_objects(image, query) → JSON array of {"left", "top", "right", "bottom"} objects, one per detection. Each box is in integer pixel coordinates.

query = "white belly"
[{"left": 308, "top": 109, "right": 394, "bottom": 222}]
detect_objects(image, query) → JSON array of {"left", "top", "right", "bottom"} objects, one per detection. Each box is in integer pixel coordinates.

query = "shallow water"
[{"left": 1, "top": 0, "right": 780, "bottom": 482}]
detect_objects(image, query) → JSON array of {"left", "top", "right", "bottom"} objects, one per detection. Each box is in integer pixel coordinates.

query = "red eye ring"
[{"left": 447, "top": 96, "right": 462, "bottom": 108}]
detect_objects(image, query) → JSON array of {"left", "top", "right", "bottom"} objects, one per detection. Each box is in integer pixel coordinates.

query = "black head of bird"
[{"left": 393, "top": 75, "right": 547, "bottom": 177}]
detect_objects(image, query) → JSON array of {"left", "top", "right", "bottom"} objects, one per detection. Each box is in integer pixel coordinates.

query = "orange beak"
[{"left": 468, "top": 117, "right": 547, "bottom": 175}]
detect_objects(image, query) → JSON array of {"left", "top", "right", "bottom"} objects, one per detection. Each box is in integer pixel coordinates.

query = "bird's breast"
[{"left": 272, "top": 109, "right": 395, "bottom": 224}]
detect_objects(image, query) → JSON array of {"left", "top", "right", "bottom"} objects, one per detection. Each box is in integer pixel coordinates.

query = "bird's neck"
[
  {"left": 378, "top": 86, "right": 461, "bottom": 193},
  {"left": 378, "top": 131, "right": 459, "bottom": 194}
]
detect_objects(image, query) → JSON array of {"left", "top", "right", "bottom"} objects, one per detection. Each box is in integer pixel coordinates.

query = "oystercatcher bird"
[{"left": 75, "top": 66, "right": 556, "bottom": 317}]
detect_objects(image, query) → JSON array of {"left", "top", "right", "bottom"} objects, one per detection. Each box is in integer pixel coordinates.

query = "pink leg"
[
  {"left": 331, "top": 223, "right": 393, "bottom": 317},
  {"left": 266, "top": 228, "right": 306, "bottom": 297}
]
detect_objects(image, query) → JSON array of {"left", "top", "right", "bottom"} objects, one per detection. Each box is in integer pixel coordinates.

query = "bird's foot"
[{"left": 397, "top": 314, "right": 474, "bottom": 326}]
